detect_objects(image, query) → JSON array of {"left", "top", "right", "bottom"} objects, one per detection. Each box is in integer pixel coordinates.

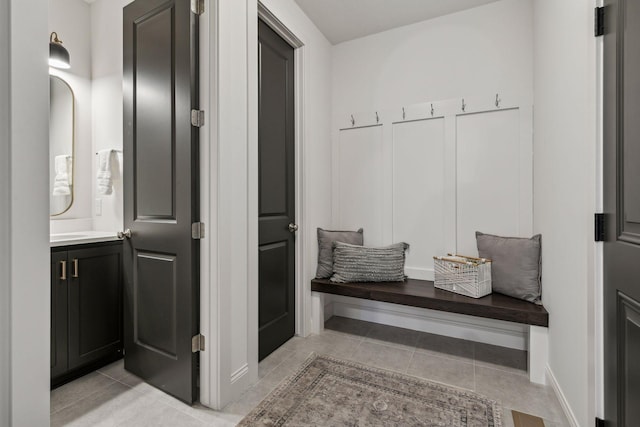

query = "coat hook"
[
  {"left": 402, "top": 107, "right": 406, "bottom": 120},
  {"left": 461, "top": 98, "right": 466, "bottom": 112},
  {"left": 431, "top": 103, "right": 434, "bottom": 117},
  {"left": 495, "top": 93, "right": 501, "bottom": 108},
  {"left": 375, "top": 112, "right": 379, "bottom": 123},
  {"left": 350, "top": 114, "right": 355, "bottom": 127}
]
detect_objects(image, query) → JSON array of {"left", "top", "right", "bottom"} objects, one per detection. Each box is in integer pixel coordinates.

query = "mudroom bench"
[{"left": 310, "top": 278, "right": 549, "bottom": 384}]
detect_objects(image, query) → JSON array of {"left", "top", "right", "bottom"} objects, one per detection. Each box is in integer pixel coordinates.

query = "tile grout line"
[
  {"left": 105, "top": 372, "right": 216, "bottom": 425},
  {"left": 108, "top": 376, "right": 209, "bottom": 426},
  {"left": 157, "top": 399, "right": 219, "bottom": 426},
  {"left": 97, "top": 369, "right": 128, "bottom": 383},
  {"left": 475, "top": 361, "right": 529, "bottom": 378},
  {"left": 361, "top": 337, "right": 418, "bottom": 353},
  {"left": 474, "top": 363, "right": 531, "bottom": 380},
  {"left": 259, "top": 351, "right": 290, "bottom": 380},
  {"left": 474, "top": 363, "right": 565, "bottom": 423},
  {"left": 472, "top": 342, "right": 477, "bottom": 392},
  {"left": 405, "top": 346, "right": 416, "bottom": 374},
  {"left": 473, "top": 357, "right": 477, "bottom": 392},
  {"left": 50, "top": 374, "right": 117, "bottom": 416}
]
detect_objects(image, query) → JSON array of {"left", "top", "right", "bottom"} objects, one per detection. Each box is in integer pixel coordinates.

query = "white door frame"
[
  {"left": 197, "top": 0, "right": 216, "bottom": 409},
  {"left": 199, "top": 0, "right": 308, "bottom": 409}
]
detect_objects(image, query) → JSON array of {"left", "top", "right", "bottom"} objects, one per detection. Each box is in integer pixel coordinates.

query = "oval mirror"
[{"left": 50, "top": 76, "right": 75, "bottom": 216}]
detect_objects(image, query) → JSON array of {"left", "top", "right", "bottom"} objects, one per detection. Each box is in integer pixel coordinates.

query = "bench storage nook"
[{"left": 311, "top": 278, "right": 549, "bottom": 384}]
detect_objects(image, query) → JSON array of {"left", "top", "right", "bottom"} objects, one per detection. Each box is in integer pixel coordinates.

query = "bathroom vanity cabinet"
[{"left": 51, "top": 240, "right": 123, "bottom": 387}]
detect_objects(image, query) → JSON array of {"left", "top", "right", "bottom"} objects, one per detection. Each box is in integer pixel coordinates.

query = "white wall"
[
  {"left": 47, "top": 0, "right": 127, "bottom": 234},
  {"left": 327, "top": 0, "right": 534, "bottom": 347},
  {"left": 533, "top": 1, "right": 598, "bottom": 426},
  {"left": 330, "top": 0, "right": 534, "bottom": 269},
  {"left": 207, "top": 0, "right": 332, "bottom": 408},
  {"left": 331, "top": 0, "right": 533, "bottom": 115},
  {"left": 2, "top": 0, "right": 51, "bottom": 425},
  {"left": 0, "top": 0, "right": 10, "bottom": 422},
  {"left": 49, "top": 0, "right": 93, "bottom": 226},
  {"left": 213, "top": 0, "right": 252, "bottom": 406},
  {"left": 90, "top": 0, "right": 131, "bottom": 232}
]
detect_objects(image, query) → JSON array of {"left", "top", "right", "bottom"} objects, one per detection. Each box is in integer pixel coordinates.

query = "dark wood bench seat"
[{"left": 311, "top": 278, "right": 548, "bottom": 327}]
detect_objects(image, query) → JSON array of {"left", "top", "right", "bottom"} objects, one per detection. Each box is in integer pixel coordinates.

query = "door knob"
[
  {"left": 117, "top": 229, "right": 132, "bottom": 239},
  {"left": 288, "top": 223, "right": 299, "bottom": 233}
]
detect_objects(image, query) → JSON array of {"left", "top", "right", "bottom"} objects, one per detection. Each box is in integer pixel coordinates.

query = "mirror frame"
[{"left": 50, "top": 75, "right": 76, "bottom": 217}]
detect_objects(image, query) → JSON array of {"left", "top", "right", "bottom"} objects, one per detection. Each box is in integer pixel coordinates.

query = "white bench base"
[{"left": 311, "top": 291, "right": 548, "bottom": 384}]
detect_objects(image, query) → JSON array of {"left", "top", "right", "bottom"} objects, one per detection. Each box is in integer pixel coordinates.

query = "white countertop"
[{"left": 50, "top": 231, "right": 121, "bottom": 247}]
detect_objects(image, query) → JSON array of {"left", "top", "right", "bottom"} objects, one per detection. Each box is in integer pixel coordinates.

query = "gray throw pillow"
[
  {"left": 476, "top": 231, "right": 542, "bottom": 304},
  {"left": 330, "top": 242, "right": 409, "bottom": 283},
  {"left": 316, "top": 228, "right": 364, "bottom": 278}
]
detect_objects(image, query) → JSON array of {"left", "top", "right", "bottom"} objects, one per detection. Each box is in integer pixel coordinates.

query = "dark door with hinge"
[
  {"left": 258, "top": 19, "right": 296, "bottom": 361},
  {"left": 123, "top": 0, "right": 200, "bottom": 404},
  {"left": 604, "top": 1, "right": 640, "bottom": 425}
]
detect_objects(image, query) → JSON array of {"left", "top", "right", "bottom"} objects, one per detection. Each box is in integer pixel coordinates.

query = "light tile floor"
[{"left": 51, "top": 317, "right": 569, "bottom": 427}]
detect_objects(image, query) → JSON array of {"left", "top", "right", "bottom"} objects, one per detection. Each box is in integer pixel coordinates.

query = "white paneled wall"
[
  {"left": 333, "top": 97, "right": 533, "bottom": 280},
  {"left": 337, "top": 125, "right": 385, "bottom": 246},
  {"left": 392, "top": 119, "right": 446, "bottom": 280},
  {"left": 456, "top": 109, "right": 532, "bottom": 254}
]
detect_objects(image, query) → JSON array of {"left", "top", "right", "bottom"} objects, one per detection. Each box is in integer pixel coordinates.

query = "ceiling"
[{"left": 294, "top": 0, "right": 500, "bottom": 45}]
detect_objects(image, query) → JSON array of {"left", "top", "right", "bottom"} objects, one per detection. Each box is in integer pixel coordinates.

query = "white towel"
[
  {"left": 97, "top": 149, "right": 114, "bottom": 195},
  {"left": 53, "top": 155, "right": 72, "bottom": 196}
]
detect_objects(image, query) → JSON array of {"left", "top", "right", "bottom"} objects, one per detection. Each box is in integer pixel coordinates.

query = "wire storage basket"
[{"left": 433, "top": 254, "right": 492, "bottom": 298}]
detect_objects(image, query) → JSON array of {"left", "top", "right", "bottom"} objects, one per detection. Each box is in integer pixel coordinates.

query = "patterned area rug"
[{"left": 239, "top": 354, "right": 502, "bottom": 426}]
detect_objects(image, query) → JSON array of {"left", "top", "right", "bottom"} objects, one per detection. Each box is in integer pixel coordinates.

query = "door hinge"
[
  {"left": 595, "top": 417, "right": 605, "bottom": 427},
  {"left": 595, "top": 7, "right": 605, "bottom": 37},
  {"left": 192, "top": 334, "right": 205, "bottom": 353},
  {"left": 192, "top": 222, "right": 205, "bottom": 239},
  {"left": 595, "top": 213, "right": 605, "bottom": 242},
  {"left": 191, "top": 109, "right": 205, "bottom": 127},
  {"left": 191, "top": 0, "right": 204, "bottom": 15}
]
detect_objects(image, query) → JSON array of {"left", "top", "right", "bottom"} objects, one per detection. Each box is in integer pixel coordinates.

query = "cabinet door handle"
[
  {"left": 60, "top": 260, "right": 67, "bottom": 281},
  {"left": 72, "top": 259, "right": 79, "bottom": 278}
]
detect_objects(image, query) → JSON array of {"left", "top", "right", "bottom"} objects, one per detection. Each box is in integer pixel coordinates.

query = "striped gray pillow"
[{"left": 330, "top": 242, "right": 409, "bottom": 283}]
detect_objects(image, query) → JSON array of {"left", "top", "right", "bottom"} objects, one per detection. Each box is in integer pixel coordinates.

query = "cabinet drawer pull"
[
  {"left": 72, "top": 259, "right": 79, "bottom": 278},
  {"left": 60, "top": 260, "right": 67, "bottom": 280}
]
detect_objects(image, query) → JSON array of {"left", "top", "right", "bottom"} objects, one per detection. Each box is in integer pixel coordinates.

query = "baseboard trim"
[
  {"left": 230, "top": 363, "right": 249, "bottom": 384},
  {"left": 546, "top": 366, "right": 580, "bottom": 427},
  {"left": 331, "top": 295, "right": 527, "bottom": 350}
]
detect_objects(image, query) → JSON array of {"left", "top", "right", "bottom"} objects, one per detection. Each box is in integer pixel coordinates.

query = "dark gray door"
[
  {"left": 123, "top": 0, "right": 199, "bottom": 404},
  {"left": 604, "top": 1, "right": 640, "bottom": 425},
  {"left": 258, "top": 19, "right": 296, "bottom": 361}
]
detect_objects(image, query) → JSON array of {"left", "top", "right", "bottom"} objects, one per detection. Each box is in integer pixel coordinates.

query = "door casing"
[{"left": 197, "top": 1, "right": 307, "bottom": 409}]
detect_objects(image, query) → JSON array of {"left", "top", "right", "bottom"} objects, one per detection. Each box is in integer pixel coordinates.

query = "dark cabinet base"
[{"left": 51, "top": 240, "right": 124, "bottom": 389}]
